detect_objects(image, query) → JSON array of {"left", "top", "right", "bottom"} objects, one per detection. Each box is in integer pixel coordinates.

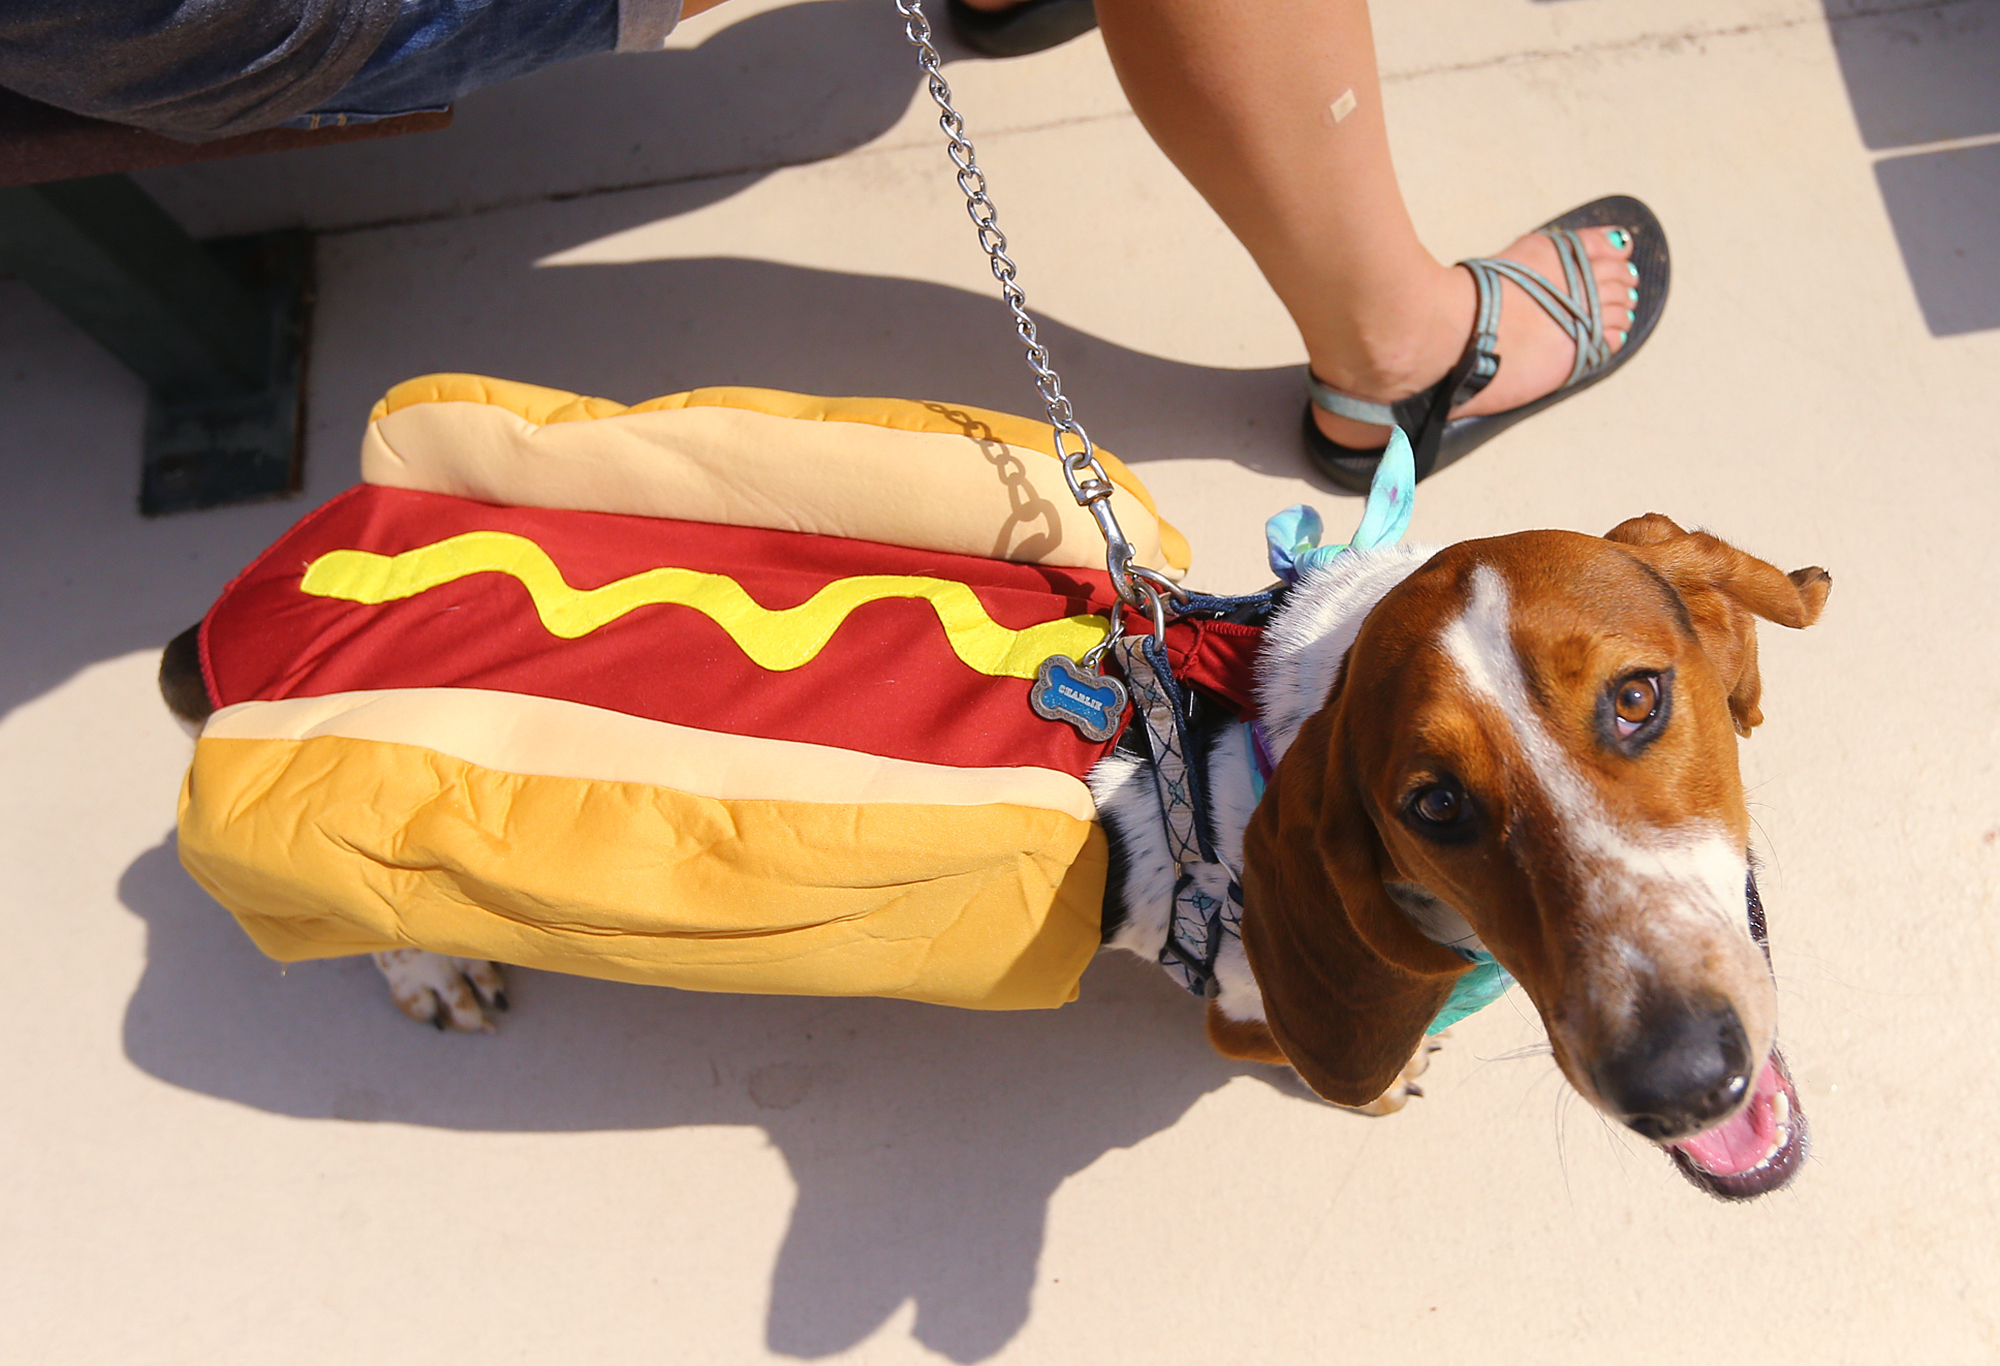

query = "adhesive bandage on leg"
[{"left": 1326, "top": 89, "right": 1358, "bottom": 125}]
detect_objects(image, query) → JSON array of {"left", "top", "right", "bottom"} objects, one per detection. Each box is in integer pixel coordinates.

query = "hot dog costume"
[{"left": 179, "top": 375, "right": 1264, "bottom": 1010}]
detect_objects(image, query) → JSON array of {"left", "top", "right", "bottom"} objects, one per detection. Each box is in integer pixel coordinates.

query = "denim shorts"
[{"left": 288, "top": 0, "right": 680, "bottom": 128}]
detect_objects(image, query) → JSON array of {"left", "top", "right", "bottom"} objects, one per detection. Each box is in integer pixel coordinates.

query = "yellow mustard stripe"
[{"left": 299, "top": 530, "right": 1108, "bottom": 680}]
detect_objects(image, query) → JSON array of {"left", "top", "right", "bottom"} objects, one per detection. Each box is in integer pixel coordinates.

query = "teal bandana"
[
  {"left": 1426, "top": 956, "right": 1511, "bottom": 1034},
  {"left": 1266, "top": 425, "right": 1416, "bottom": 582}
]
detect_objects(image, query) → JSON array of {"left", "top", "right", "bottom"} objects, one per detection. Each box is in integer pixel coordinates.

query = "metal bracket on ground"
[{"left": 0, "top": 173, "right": 312, "bottom": 515}]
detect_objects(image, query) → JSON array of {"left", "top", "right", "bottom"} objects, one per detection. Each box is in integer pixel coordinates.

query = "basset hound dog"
[
  {"left": 160, "top": 510, "right": 1827, "bottom": 1201},
  {"left": 1093, "top": 512, "right": 1828, "bottom": 1200}
]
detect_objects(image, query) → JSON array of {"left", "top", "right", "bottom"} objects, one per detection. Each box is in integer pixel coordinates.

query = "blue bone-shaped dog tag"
[{"left": 1029, "top": 655, "right": 1129, "bottom": 742}]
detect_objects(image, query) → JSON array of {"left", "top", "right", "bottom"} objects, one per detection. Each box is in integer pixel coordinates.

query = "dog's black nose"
[{"left": 1591, "top": 998, "right": 1753, "bottom": 1142}]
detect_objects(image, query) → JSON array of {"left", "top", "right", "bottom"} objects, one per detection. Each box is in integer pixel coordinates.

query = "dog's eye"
[
  {"left": 1411, "top": 784, "right": 1464, "bottom": 826},
  {"left": 1614, "top": 674, "right": 1661, "bottom": 736},
  {"left": 1404, "top": 779, "right": 1477, "bottom": 844}
]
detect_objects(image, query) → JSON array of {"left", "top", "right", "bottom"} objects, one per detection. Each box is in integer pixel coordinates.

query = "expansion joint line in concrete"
[{"left": 1872, "top": 129, "right": 2000, "bottom": 163}]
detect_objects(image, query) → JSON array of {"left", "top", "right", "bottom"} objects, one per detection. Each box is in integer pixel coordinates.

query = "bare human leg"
[{"left": 1093, "top": 0, "right": 1639, "bottom": 454}]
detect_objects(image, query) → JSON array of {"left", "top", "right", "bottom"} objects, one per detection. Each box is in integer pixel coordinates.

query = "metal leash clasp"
[
  {"left": 1052, "top": 425, "right": 1138, "bottom": 599},
  {"left": 1037, "top": 421, "right": 1189, "bottom": 737}
]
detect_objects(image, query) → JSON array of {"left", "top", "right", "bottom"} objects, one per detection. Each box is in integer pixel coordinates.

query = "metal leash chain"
[
  {"left": 893, "top": 0, "right": 1178, "bottom": 619},
  {"left": 891, "top": 2, "right": 1272, "bottom": 994}
]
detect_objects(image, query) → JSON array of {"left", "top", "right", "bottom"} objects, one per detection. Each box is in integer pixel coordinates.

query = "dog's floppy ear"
[
  {"left": 1236, "top": 703, "right": 1467, "bottom": 1107},
  {"left": 1605, "top": 514, "right": 1831, "bottom": 736}
]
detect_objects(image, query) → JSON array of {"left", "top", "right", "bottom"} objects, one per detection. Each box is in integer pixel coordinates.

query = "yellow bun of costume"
[{"left": 178, "top": 377, "right": 1198, "bottom": 1011}]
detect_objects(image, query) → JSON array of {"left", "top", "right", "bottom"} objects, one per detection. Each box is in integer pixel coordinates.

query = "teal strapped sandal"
[{"left": 1304, "top": 195, "right": 1670, "bottom": 491}]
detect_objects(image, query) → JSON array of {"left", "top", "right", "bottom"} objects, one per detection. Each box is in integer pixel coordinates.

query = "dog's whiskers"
[{"left": 1481, "top": 1042, "right": 1556, "bottom": 1064}]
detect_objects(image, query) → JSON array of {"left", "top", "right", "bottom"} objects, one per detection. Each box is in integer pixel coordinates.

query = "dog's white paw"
[
  {"left": 371, "top": 950, "right": 508, "bottom": 1031},
  {"left": 1342, "top": 1034, "right": 1445, "bottom": 1117}
]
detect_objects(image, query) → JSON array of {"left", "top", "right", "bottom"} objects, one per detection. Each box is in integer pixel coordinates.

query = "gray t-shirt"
[{"left": 0, "top": 0, "right": 401, "bottom": 140}]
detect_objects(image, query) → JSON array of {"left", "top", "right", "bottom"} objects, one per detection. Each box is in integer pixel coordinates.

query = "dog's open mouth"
[{"left": 1666, "top": 1049, "right": 1807, "bottom": 1200}]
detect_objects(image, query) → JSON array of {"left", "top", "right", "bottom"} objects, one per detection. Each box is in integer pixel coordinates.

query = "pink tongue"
[{"left": 1671, "top": 1059, "right": 1785, "bottom": 1175}]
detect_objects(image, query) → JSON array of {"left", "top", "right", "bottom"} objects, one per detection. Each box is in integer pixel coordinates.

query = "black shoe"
[{"left": 947, "top": 0, "right": 1098, "bottom": 58}]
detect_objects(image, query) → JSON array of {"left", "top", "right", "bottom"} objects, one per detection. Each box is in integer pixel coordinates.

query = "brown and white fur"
[
  {"left": 161, "top": 514, "right": 1828, "bottom": 1198},
  {"left": 1133, "top": 514, "right": 1822, "bottom": 1197}
]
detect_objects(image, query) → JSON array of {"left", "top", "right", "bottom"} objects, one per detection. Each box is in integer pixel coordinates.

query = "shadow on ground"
[
  {"left": 1825, "top": 0, "right": 2000, "bottom": 335},
  {"left": 372, "top": 253, "right": 1312, "bottom": 476},
  {"left": 117, "top": 836, "right": 1308, "bottom": 1361}
]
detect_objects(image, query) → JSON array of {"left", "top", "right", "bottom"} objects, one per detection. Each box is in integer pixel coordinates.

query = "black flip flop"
[
  {"left": 946, "top": 0, "right": 1098, "bottom": 58},
  {"left": 1304, "top": 194, "right": 1671, "bottom": 490}
]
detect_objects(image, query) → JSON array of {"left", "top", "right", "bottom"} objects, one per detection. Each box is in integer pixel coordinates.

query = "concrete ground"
[{"left": 3, "top": 0, "right": 1996, "bottom": 1360}]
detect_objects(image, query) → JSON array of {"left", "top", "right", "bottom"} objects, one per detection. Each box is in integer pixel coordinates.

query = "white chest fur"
[{"left": 1088, "top": 544, "right": 1437, "bottom": 1022}]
